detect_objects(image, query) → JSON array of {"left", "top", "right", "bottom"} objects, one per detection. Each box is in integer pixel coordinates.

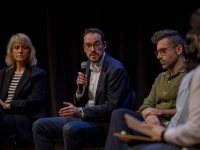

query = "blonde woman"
[{"left": 0, "top": 33, "right": 46, "bottom": 146}]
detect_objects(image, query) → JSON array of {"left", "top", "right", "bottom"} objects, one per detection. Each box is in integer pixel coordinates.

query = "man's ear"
[
  {"left": 176, "top": 45, "right": 183, "bottom": 55},
  {"left": 103, "top": 41, "right": 107, "bottom": 49}
]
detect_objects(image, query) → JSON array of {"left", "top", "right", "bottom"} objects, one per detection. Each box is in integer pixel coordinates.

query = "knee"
[
  {"left": 63, "top": 123, "right": 75, "bottom": 136},
  {"left": 32, "top": 118, "right": 47, "bottom": 133},
  {"left": 63, "top": 122, "right": 82, "bottom": 138}
]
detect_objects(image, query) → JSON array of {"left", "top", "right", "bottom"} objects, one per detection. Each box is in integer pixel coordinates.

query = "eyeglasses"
[
  {"left": 84, "top": 42, "right": 102, "bottom": 50},
  {"left": 154, "top": 46, "right": 174, "bottom": 57}
]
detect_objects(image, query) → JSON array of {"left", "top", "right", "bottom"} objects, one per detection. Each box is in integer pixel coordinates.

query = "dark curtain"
[{"left": 0, "top": 1, "right": 199, "bottom": 115}]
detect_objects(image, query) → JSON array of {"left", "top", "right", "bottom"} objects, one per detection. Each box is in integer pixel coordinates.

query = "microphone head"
[
  {"left": 81, "top": 61, "right": 87, "bottom": 69},
  {"left": 79, "top": 61, "right": 87, "bottom": 93}
]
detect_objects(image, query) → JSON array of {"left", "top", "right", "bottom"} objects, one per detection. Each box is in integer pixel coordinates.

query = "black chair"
[{"left": 122, "top": 90, "right": 137, "bottom": 110}]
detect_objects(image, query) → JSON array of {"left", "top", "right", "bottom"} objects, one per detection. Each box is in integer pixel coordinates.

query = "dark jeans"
[
  {"left": 0, "top": 108, "right": 33, "bottom": 149},
  {"left": 105, "top": 108, "right": 144, "bottom": 150},
  {"left": 0, "top": 109, "right": 16, "bottom": 147},
  {"left": 32, "top": 116, "right": 108, "bottom": 150}
]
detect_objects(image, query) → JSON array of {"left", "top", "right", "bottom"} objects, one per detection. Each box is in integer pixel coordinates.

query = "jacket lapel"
[
  {"left": 95, "top": 71, "right": 105, "bottom": 103},
  {"left": 1, "top": 69, "right": 14, "bottom": 99},
  {"left": 13, "top": 67, "right": 30, "bottom": 98},
  {"left": 95, "top": 54, "right": 109, "bottom": 103}
]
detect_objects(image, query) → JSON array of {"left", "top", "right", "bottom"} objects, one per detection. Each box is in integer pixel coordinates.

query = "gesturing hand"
[{"left": 58, "top": 102, "right": 79, "bottom": 117}]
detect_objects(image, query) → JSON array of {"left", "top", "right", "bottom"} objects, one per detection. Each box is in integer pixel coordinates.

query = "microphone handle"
[{"left": 78, "top": 67, "right": 86, "bottom": 93}]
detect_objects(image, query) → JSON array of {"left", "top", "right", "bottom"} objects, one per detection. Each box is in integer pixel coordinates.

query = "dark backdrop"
[{"left": 0, "top": 1, "right": 199, "bottom": 115}]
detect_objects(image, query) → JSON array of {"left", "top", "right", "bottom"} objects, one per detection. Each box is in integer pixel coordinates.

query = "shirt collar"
[
  {"left": 90, "top": 52, "right": 105, "bottom": 72},
  {"left": 163, "top": 65, "right": 186, "bottom": 77}
]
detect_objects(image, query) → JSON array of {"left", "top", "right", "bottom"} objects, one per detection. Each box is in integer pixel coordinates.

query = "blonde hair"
[{"left": 5, "top": 33, "right": 37, "bottom": 68}]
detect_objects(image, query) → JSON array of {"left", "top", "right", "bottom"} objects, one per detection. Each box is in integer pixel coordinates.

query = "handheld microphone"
[{"left": 78, "top": 61, "right": 87, "bottom": 93}]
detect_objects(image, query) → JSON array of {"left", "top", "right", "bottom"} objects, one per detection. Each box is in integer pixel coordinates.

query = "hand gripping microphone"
[{"left": 78, "top": 61, "right": 87, "bottom": 93}]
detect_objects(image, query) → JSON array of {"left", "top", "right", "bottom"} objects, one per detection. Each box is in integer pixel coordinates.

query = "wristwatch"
[{"left": 78, "top": 107, "right": 84, "bottom": 118}]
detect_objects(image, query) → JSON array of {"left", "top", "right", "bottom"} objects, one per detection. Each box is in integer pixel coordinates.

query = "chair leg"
[
  {"left": 8, "top": 134, "right": 17, "bottom": 150},
  {"left": 12, "top": 141, "right": 17, "bottom": 150}
]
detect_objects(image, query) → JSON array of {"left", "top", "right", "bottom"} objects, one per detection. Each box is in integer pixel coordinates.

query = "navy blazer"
[
  {"left": 0, "top": 65, "right": 46, "bottom": 142},
  {"left": 0, "top": 65, "right": 46, "bottom": 117},
  {"left": 74, "top": 53, "right": 133, "bottom": 121}
]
